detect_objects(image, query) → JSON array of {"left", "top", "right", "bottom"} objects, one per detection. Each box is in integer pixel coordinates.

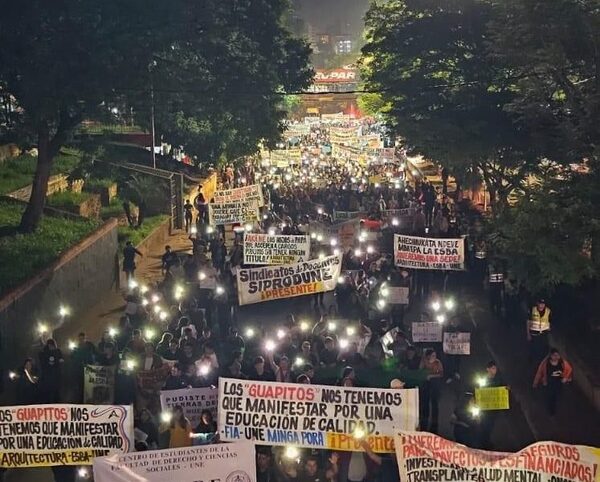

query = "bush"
[
  {"left": 101, "top": 197, "right": 126, "bottom": 220},
  {"left": 0, "top": 201, "right": 99, "bottom": 294}
]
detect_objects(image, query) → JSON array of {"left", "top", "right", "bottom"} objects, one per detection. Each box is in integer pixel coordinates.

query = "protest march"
[{"left": 1, "top": 113, "right": 598, "bottom": 482}]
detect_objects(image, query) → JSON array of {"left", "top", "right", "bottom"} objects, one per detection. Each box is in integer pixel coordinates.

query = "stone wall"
[
  {"left": 8, "top": 174, "right": 70, "bottom": 201},
  {"left": 0, "top": 219, "right": 119, "bottom": 366}
]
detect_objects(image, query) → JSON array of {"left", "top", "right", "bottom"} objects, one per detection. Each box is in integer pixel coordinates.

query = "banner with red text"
[
  {"left": 218, "top": 378, "right": 418, "bottom": 453},
  {"left": 236, "top": 254, "right": 342, "bottom": 305},
  {"left": 395, "top": 431, "right": 600, "bottom": 482},
  {"left": 243, "top": 233, "right": 311, "bottom": 265},
  {"left": 212, "top": 184, "right": 264, "bottom": 207},
  {"left": 93, "top": 442, "right": 256, "bottom": 482},
  {"left": 0, "top": 404, "right": 134, "bottom": 468},
  {"left": 394, "top": 235, "right": 465, "bottom": 270}
]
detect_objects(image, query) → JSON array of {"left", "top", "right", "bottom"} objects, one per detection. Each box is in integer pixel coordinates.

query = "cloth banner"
[
  {"left": 285, "top": 124, "right": 310, "bottom": 137},
  {"left": 443, "top": 332, "right": 471, "bottom": 355},
  {"left": 333, "top": 210, "right": 367, "bottom": 221},
  {"left": 93, "top": 442, "right": 256, "bottom": 482},
  {"left": 475, "top": 386, "right": 510, "bottom": 410},
  {"left": 83, "top": 365, "right": 115, "bottom": 404},
  {"left": 208, "top": 200, "right": 260, "bottom": 225},
  {"left": 159, "top": 387, "right": 218, "bottom": 428},
  {"left": 243, "top": 233, "right": 311, "bottom": 265},
  {"left": 394, "top": 235, "right": 465, "bottom": 270},
  {"left": 236, "top": 254, "right": 342, "bottom": 305},
  {"left": 0, "top": 404, "right": 134, "bottom": 468},
  {"left": 218, "top": 377, "right": 419, "bottom": 453},
  {"left": 212, "top": 184, "right": 264, "bottom": 206},
  {"left": 412, "top": 322, "right": 443, "bottom": 342},
  {"left": 395, "top": 431, "right": 600, "bottom": 482},
  {"left": 388, "top": 287, "right": 409, "bottom": 305}
]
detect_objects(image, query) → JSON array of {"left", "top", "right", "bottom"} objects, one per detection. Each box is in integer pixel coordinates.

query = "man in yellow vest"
[{"left": 527, "top": 299, "right": 551, "bottom": 363}]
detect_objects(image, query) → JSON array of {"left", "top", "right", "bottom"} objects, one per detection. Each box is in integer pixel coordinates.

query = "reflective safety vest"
[
  {"left": 489, "top": 273, "right": 504, "bottom": 283},
  {"left": 528, "top": 307, "right": 551, "bottom": 333}
]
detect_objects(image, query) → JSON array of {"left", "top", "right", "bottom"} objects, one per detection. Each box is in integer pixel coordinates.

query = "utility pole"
[{"left": 150, "top": 80, "right": 156, "bottom": 170}]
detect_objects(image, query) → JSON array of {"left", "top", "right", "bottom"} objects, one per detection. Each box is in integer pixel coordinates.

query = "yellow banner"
[
  {"left": 201, "top": 172, "right": 217, "bottom": 202},
  {"left": 475, "top": 386, "right": 510, "bottom": 410}
]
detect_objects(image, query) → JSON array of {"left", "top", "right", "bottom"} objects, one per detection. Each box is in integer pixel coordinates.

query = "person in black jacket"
[
  {"left": 38, "top": 339, "right": 64, "bottom": 403},
  {"left": 16, "top": 358, "right": 38, "bottom": 405}
]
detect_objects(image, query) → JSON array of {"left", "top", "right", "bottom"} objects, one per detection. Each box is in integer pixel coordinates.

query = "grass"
[
  {"left": 85, "top": 178, "right": 116, "bottom": 190},
  {"left": 0, "top": 201, "right": 100, "bottom": 295},
  {"left": 0, "top": 148, "right": 82, "bottom": 195},
  {"left": 47, "top": 190, "right": 92, "bottom": 209},
  {"left": 101, "top": 197, "right": 126, "bottom": 220},
  {"left": 117, "top": 215, "right": 168, "bottom": 251}
]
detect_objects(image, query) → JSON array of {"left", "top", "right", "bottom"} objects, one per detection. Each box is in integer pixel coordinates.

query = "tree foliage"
[{"left": 0, "top": 0, "right": 311, "bottom": 232}]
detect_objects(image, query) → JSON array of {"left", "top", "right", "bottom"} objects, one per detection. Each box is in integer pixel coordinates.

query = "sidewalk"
[
  {"left": 462, "top": 287, "right": 600, "bottom": 447},
  {"left": 53, "top": 227, "right": 193, "bottom": 346}
]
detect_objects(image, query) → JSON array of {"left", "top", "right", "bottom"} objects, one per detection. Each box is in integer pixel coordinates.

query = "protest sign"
[
  {"left": 412, "top": 322, "right": 443, "bottom": 343},
  {"left": 208, "top": 200, "right": 260, "bottom": 225},
  {"left": 243, "top": 233, "right": 311, "bottom": 265},
  {"left": 198, "top": 266, "right": 217, "bottom": 290},
  {"left": 388, "top": 287, "right": 409, "bottom": 305},
  {"left": 0, "top": 404, "right": 134, "bottom": 468},
  {"left": 237, "top": 255, "right": 342, "bottom": 305},
  {"left": 395, "top": 431, "right": 600, "bottom": 482},
  {"left": 83, "top": 365, "right": 115, "bottom": 404},
  {"left": 333, "top": 210, "right": 367, "bottom": 221},
  {"left": 137, "top": 365, "right": 170, "bottom": 391},
  {"left": 218, "top": 378, "right": 419, "bottom": 453},
  {"left": 93, "top": 442, "right": 256, "bottom": 482},
  {"left": 394, "top": 235, "right": 465, "bottom": 270},
  {"left": 212, "top": 184, "right": 264, "bottom": 206},
  {"left": 475, "top": 386, "right": 510, "bottom": 410},
  {"left": 442, "top": 332, "right": 471, "bottom": 355},
  {"left": 159, "top": 387, "right": 218, "bottom": 428}
]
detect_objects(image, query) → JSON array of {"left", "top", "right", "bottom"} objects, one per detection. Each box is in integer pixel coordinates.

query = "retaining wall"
[{"left": 0, "top": 219, "right": 119, "bottom": 366}]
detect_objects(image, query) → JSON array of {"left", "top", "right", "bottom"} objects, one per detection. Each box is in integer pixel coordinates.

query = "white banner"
[
  {"left": 218, "top": 378, "right": 419, "bottom": 453},
  {"left": 0, "top": 404, "right": 134, "bottom": 468},
  {"left": 411, "top": 322, "right": 443, "bottom": 342},
  {"left": 333, "top": 210, "right": 367, "bottom": 221},
  {"left": 443, "top": 332, "right": 471, "bottom": 355},
  {"left": 208, "top": 200, "right": 259, "bottom": 225},
  {"left": 395, "top": 431, "right": 600, "bottom": 482},
  {"left": 93, "top": 442, "right": 257, "bottom": 482},
  {"left": 394, "top": 235, "right": 465, "bottom": 270},
  {"left": 159, "top": 387, "right": 218, "bottom": 429},
  {"left": 236, "top": 254, "right": 342, "bottom": 305},
  {"left": 83, "top": 365, "right": 115, "bottom": 405},
  {"left": 388, "top": 287, "right": 409, "bottom": 305},
  {"left": 243, "top": 233, "right": 310, "bottom": 265},
  {"left": 212, "top": 184, "right": 264, "bottom": 206}
]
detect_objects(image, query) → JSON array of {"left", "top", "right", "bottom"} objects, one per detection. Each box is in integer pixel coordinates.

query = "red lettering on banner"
[{"left": 248, "top": 384, "right": 316, "bottom": 401}]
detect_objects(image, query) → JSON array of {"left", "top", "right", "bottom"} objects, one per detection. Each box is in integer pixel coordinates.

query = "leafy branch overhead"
[{"left": 0, "top": 0, "right": 312, "bottom": 232}]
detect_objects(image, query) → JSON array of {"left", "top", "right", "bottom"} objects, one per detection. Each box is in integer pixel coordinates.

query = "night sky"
[{"left": 294, "top": 0, "right": 369, "bottom": 36}]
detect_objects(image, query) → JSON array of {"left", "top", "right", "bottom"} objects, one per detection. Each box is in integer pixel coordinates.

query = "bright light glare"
[
  {"left": 431, "top": 301, "right": 441, "bottom": 312},
  {"left": 265, "top": 339, "right": 276, "bottom": 352}
]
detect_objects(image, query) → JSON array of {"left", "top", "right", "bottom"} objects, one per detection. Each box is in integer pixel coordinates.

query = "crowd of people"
[{"left": 3, "top": 119, "right": 575, "bottom": 482}]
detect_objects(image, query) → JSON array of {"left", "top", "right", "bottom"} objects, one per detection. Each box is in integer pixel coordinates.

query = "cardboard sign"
[
  {"left": 388, "top": 287, "right": 409, "bottom": 305},
  {"left": 243, "top": 233, "right": 311, "bottom": 265},
  {"left": 394, "top": 235, "right": 465, "bottom": 270},
  {"left": 475, "top": 386, "right": 510, "bottom": 410},
  {"left": 396, "top": 431, "right": 600, "bottom": 482},
  {"left": 208, "top": 200, "right": 260, "bottom": 225},
  {"left": 93, "top": 442, "right": 256, "bottom": 482},
  {"left": 411, "top": 322, "right": 443, "bottom": 343},
  {"left": 212, "top": 184, "right": 264, "bottom": 206},
  {"left": 0, "top": 404, "right": 134, "bottom": 468},
  {"left": 218, "top": 378, "right": 419, "bottom": 453},
  {"left": 83, "top": 365, "right": 115, "bottom": 405},
  {"left": 159, "top": 387, "right": 218, "bottom": 428},
  {"left": 236, "top": 255, "right": 342, "bottom": 306},
  {"left": 442, "top": 332, "right": 471, "bottom": 355}
]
